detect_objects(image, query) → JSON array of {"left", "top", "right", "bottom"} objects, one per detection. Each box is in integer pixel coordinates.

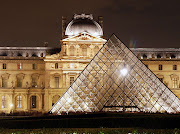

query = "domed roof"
[{"left": 65, "top": 14, "right": 103, "bottom": 37}]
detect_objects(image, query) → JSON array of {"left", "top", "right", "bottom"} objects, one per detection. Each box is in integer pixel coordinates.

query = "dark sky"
[{"left": 0, "top": 0, "right": 179, "bottom": 48}]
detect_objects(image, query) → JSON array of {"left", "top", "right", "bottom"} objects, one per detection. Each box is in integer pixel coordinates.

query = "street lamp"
[{"left": 10, "top": 104, "right": 13, "bottom": 114}]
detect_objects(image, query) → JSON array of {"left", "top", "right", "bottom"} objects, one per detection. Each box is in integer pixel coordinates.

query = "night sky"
[{"left": 0, "top": 0, "right": 179, "bottom": 48}]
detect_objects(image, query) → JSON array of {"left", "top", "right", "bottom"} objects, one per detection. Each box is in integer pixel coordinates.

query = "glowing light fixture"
[
  {"left": 10, "top": 104, "right": 13, "bottom": 107},
  {"left": 120, "top": 68, "right": 128, "bottom": 76}
]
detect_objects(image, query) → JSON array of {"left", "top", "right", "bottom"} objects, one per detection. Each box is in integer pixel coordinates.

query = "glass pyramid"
[{"left": 50, "top": 34, "right": 180, "bottom": 114}]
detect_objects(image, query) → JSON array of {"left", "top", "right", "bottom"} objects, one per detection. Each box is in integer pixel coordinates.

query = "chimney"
[{"left": 62, "top": 16, "right": 66, "bottom": 39}]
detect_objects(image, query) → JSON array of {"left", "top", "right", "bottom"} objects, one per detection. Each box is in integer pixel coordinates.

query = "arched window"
[
  {"left": 55, "top": 63, "right": 58, "bottom": 69},
  {"left": 69, "top": 46, "right": 75, "bottom": 56},
  {"left": 2, "top": 96, "right": 7, "bottom": 108},
  {"left": 31, "top": 96, "right": 37, "bottom": 108},
  {"left": 82, "top": 46, "right": 87, "bottom": 56},
  {"left": 16, "top": 96, "right": 22, "bottom": 108}
]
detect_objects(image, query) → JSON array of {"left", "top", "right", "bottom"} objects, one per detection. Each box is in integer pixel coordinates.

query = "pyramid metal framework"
[{"left": 50, "top": 35, "right": 180, "bottom": 114}]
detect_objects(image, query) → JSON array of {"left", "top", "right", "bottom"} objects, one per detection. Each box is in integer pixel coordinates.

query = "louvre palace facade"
[{"left": 0, "top": 14, "right": 179, "bottom": 113}]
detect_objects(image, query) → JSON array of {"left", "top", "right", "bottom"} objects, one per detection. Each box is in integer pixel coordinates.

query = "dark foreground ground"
[
  {"left": 0, "top": 128, "right": 180, "bottom": 134},
  {"left": 0, "top": 112, "right": 180, "bottom": 133}
]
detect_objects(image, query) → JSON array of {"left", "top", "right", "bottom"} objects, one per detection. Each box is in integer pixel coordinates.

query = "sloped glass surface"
[{"left": 50, "top": 34, "right": 180, "bottom": 114}]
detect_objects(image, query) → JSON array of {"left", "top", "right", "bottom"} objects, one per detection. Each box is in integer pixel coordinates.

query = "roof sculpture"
[{"left": 50, "top": 34, "right": 180, "bottom": 114}]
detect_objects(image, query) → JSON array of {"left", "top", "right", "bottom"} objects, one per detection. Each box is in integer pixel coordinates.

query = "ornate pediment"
[
  {"left": 170, "top": 74, "right": 179, "bottom": 80},
  {"left": 16, "top": 73, "right": 25, "bottom": 79},
  {"left": 62, "top": 32, "right": 106, "bottom": 43},
  {"left": 1, "top": 73, "right": 10, "bottom": 79}
]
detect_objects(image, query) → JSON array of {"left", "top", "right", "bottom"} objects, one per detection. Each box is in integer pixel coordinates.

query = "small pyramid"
[{"left": 50, "top": 34, "right": 180, "bottom": 114}]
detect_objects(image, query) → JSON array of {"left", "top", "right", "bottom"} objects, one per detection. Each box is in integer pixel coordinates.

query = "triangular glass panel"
[{"left": 50, "top": 34, "right": 180, "bottom": 114}]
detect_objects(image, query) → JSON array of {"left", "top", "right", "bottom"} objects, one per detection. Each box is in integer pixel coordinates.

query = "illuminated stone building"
[{"left": 0, "top": 14, "right": 179, "bottom": 113}]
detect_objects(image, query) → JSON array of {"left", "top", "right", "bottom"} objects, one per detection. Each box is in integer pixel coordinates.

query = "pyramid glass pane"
[{"left": 50, "top": 35, "right": 180, "bottom": 114}]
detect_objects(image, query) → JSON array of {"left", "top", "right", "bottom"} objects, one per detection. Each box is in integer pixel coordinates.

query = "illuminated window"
[
  {"left": 17, "top": 96, "right": 22, "bottom": 108},
  {"left": 173, "top": 65, "right": 177, "bottom": 70},
  {"left": 2, "top": 96, "right": 6, "bottom": 108},
  {"left": 55, "top": 63, "right": 58, "bottom": 69},
  {"left": 173, "top": 78, "right": 178, "bottom": 88},
  {"left": 3, "top": 64, "right": 6, "bottom": 69},
  {"left": 32, "top": 77, "right": 37, "bottom": 88},
  {"left": 159, "top": 65, "right": 162, "bottom": 70},
  {"left": 18, "top": 63, "right": 22, "bottom": 70},
  {"left": 17, "top": 77, "right": 22, "bottom": 88},
  {"left": 2, "top": 78, "right": 7, "bottom": 88},
  {"left": 70, "top": 77, "right": 74, "bottom": 85},
  {"left": 55, "top": 77, "right": 59, "bottom": 88},
  {"left": 31, "top": 96, "right": 36, "bottom": 108},
  {"left": 32, "top": 64, "right": 37, "bottom": 70}
]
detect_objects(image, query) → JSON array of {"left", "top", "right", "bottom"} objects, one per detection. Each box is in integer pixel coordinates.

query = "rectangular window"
[
  {"left": 3, "top": 64, "right": 6, "bottom": 69},
  {"left": 173, "top": 65, "right": 177, "bottom": 70},
  {"left": 18, "top": 63, "right": 22, "bottom": 70},
  {"left": 32, "top": 64, "right": 37, "bottom": 70},
  {"left": 17, "top": 96, "right": 22, "bottom": 108},
  {"left": 17, "top": 78, "right": 22, "bottom": 88},
  {"left": 173, "top": 78, "right": 178, "bottom": 88},
  {"left": 159, "top": 64, "right": 162, "bottom": 70},
  {"left": 32, "top": 77, "right": 37, "bottom": 88},
  {"left": 2, "top": 96, "right": 6, "bottom": 108},
  {"left": 32, "top": 96, "right": 36, "bottom": 108},
  {"left": 2, "top": 78, "right": 7, "bottom": 88},
  {"left": 70, "top": 77, "right": 74, "bottom": 85},
  {"left": 55, "top": 77, "right": 59, "bottom": 88}
]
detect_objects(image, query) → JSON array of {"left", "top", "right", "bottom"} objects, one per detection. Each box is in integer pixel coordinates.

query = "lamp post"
[{"left": 120, "top": 67, "right": 128, "bottom": 113}]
